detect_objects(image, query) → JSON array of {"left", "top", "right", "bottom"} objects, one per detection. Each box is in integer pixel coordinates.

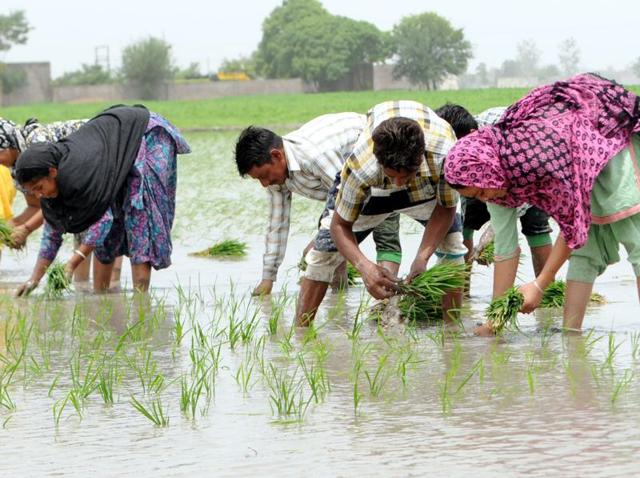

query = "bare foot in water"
[{"left": 473, "top": 323, "right": 496, "bottom": 337}]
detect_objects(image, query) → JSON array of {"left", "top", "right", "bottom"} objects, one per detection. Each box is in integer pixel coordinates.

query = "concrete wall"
[
  {"left": 1, "top": 62, "right": 52, "bottom": 106},
  {"left": 167, "top": 78, "right": 307, "bottom": 100},
  {"left": 51, "top": 78, "right": 308, "bottom": 104}
]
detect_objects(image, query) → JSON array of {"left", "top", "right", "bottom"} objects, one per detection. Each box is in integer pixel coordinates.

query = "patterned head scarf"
[
  {"left": 445, "top": 73, "right": 640, "bottom": 249},
  {"left": 0, "top": 118, "right": 27, "bottom": 152}
]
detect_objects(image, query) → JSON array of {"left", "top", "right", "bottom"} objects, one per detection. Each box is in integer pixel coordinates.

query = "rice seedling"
[
  {"left": 454, "top": 357, "right": 484, "bottom": 397},
  {"left": 240, "top": 308, "right": 260, "bottom": 344},
  {"left": 279, "top": 323, "right": 296, "bottom": 356},
  {"left": 297, "top": 353, "right": 329, "bottom": 404},
  {"left": 0, "top": 218, "right": 16, "bottom": 248},
  {"left": 397, "top": 263, "right": 467, "bottom": 321},
  {"left": 603, "top": 331, "right": 622, "bottom": 370},
  {"left": 190, "top": 239, "right": 247, "bottom": 259},
  {"left": 130, "top": 395, "right": 169, "bottom": 427},
  {"left": 485, "top": 287, "right": 524, "bottom": 333},
  {"left": 235, "top": 354, "right": 256, "bottom": 396},
  {"left": 346, "top": 263, "right": 361, "bottom": 285},
  {"left": 476, "top": 240, "right": 494, "bottom": 265},
  {"left": 352, "top": 359, "right": 363, "bottom": 414},
  {"left": 267, "top": 293, "right": 289, "bottom": 335},
  {"left": 364, "top": 352, "right": 390, "bottom": 398},
  {"left": 265, "top": 363, "right": 311, "bottom": 421},
  {"left": 611, "top": 369, "right": 634, "bottom": 406},
  {"left": 631, "top": 332, "right": 640, "bottom": 360},
  {"left": 44, "top": 262, "right": 71, "bottom": 299},
  {"left": 0, "top": 382, "right": 15, "bottom": 411},
  {"left": 97, "top": 362, "right": 117, "bottom": 405},
  {"left": 539, "top": 280, "right": 606, "bottom": 308}
]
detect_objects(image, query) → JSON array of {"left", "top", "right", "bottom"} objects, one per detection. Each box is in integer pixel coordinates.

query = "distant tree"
[
  {"left": 174, "top": 62, "right": 204, "bottom": 80},
  {"left": 515, "top": 39, "right": 541, "bottom": 77},
  {"left": 558, "top": 37, "right": 580, "bottom": 76},
  {"left": 0, "top": 10, "right": 30, "bottom": 52},
  {"left": 0, "top": 11, "right": 31, "bottom": 94},
  {"left": 475, "top": 62, "right": 490, "bottom": 85},
  {"left": 219, "top": 55, "right": 258, "bottom": 78},
  {"left": 633, "top": 57, "right": 640, "bottom": 78},
  {"left": 121, "top": 37, "right": 174, "bottom": 99},
  {"left": 537, "top": 64, "right": 561, "bottom": 82},
  {"left": 255, "top": 0, "right": 388, "bottom": 88},
  {"left": 391, "top": 12, "right": 472, "bottom": 90},
  {"left": 256, "top": 0, "right": 329, "bottom": 79},
  {"left": 53, "top": 64, "right": 112, "bottom": 86},
  {"left": 499, "top": 59, "right": 522, "bottom": 77}
]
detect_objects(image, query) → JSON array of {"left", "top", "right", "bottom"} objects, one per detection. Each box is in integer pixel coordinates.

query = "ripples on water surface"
[{"left": 1, "top": 133, "right": 639, "bottom": 477}]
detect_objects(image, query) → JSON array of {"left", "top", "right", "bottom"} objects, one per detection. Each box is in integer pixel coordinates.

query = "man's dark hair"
[
  {"left": 434, "top": 103, "right": 478, "bottom": 139},
  {"left": 372, "top": 117, "right": 425, "bottom": 172},
  {"left": 234, "top": 126, "right": 283, "bottom": 176}
]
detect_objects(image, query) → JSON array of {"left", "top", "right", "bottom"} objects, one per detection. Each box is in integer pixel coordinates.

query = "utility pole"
[{"left": 94, "top": 45, "right": 111, "bottom": 73}]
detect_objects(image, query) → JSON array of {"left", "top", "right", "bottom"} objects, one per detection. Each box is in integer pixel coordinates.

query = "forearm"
[
  {"left": 67, "top": 243, "right": 95, "bottom": 270},
  {"left": 536, "top": 235, "right": 572, "bottom": 287},
  {"left": 24, "top": 209, "right": 44, "bottom": 232},
  {"left": 331, "top": 215, "right": 370, "bottom": 271},
  {"left": 29, "top": 257, "right": 52, "bottom": 283},
  {"left": 415, "top": 204, "right": 456, "bottom": 261},
  {"left": 493, "top": 255, "right": 520, "bottom": 298}
]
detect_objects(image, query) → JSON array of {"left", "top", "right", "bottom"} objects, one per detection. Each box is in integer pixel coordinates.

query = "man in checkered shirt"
[
  {"left": 297, "top": 100, "right": 467, "bottom": 326},
  {"left": 234, "top": 114, "right": 404, "bottom": 297}
]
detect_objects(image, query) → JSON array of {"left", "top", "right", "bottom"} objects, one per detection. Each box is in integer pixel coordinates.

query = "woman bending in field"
[
  {"left": 444, "top": 73, "right": 640, "bottom": 331},
  {"left": 13, "top": 105, "right": 190, "bottom": 296}
]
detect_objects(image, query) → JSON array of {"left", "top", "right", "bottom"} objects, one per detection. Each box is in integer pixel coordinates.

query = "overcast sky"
[{"left": 2, "top": 0, "right": 639, "bottom": 78}]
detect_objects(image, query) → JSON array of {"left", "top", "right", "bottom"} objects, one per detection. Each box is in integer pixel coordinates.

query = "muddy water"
[{"left": 1, "top": 133, "right": 639, "bottom": 477}]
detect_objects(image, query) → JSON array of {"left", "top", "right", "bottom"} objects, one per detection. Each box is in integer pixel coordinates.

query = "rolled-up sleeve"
[{"left": 262, "top": 186, "right": 292, "bottom": 281}]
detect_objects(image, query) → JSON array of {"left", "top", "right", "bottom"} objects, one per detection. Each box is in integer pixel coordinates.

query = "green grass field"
[{"left": 3, "top": 85, "right": 639, "bottom": 131}]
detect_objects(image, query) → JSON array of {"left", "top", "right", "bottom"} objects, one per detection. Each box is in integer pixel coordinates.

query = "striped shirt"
[
  {"left": 263, "top": 112, "right": 366, "bottom": 280},
  {"left": 335, "top": 101, "right": 459, "bottom": 223},
  {"left": 475, "top": 106, "right": 507, "bottom": 128}
]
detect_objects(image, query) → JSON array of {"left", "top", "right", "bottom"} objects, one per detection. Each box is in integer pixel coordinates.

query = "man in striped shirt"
[
  {"left": 298, "top": 101, "right": 467, "bottom": 325},
  {"left": 234, "top": 113, "right": 403, "bottom": 296}
]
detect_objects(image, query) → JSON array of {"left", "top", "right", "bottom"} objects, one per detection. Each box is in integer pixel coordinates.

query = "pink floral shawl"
[{"left": 444, "top": 73, "right": 640, "bottom": 248}]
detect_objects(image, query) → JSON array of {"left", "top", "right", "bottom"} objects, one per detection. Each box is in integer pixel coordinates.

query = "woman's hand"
[
  {"left": 10, "top": 225, "right": 30, "bottom": 249},
  {"left": 16, "top": 279, "right": 39, "bottom": 297},
  {"left": 519, "top": 281, "right": 544, "bottom": 313},
  {"left": 64, "top": 261, "right": 76, "bottom": 282}
]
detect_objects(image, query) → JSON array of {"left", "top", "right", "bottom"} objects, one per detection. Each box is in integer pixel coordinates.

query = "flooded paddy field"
[{"left": 1, "top": 133, "right": 640, "bottom": 477}]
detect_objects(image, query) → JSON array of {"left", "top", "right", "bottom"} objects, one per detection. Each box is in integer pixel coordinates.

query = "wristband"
[{"left": 74, "top": 249, "right": 88, "bottom": 260}]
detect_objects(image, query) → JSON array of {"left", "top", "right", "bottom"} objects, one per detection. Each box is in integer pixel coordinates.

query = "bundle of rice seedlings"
[
  {"left": 45, "top": 262, "right": 71, "bottom": 299},
  {"left": 540, "top": 280, "right": 605, "bottom": 308},
  {"left": 485, "top": 286, "right": 524, "bottom": 333},
  {"left": 0, "top": 218, "right": 16, "bottom": 248},
  {"left": 397, "top": 263, "right": 467, "bottom": 321},
  {"left": 190, "top": 239, "right": 247, "bottom": 258},
  {"left": 476, "top": 241, "right": 494, "bottom": 265},
  {"left": 297, "top": 255, "right": 308, "bottom": 272},
  {"left": 346, "top": 263, "right": 361, "bottom": 285},
  {"left": 540, "top": 280, "right": 566, "bottom": 308}
]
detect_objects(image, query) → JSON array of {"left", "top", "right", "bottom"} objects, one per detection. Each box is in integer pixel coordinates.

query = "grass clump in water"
[
  {"left": 485, "top": 286, "right": 524, "bottom": 333},
  {"left": 191, "top": 239, "right": 247, "bottom": 259},
  {"left": 540, "top": 280, "right": 605, "bottom": 308},
  {"left": 0, "top": 219, "right": 16, "bottom": 248},
  {"left": 45, "top": 262, "right": 71, "bottom": 298},
  {"left": 397, "top": 263, "right": 467, "bottom": 321}
]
